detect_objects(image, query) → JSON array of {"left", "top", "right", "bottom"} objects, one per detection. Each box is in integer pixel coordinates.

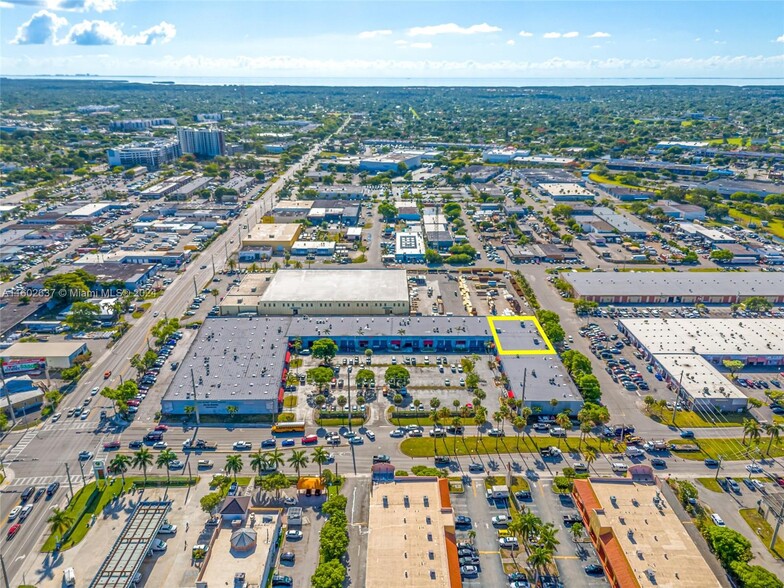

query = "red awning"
[
  {"left": 285, "top": 351, "right": 291, "bottom": 363},
  {"left": 391, "top": 340, "right": 401, "bottom": 345},
  {"left": 281, "top": 368, "right": 288, "bottom": 382},
  {"left": 423, "top": 340, "right": 433, "bottom": 345},
  {"left": 507, "top": 390, "right": 515, "bottom": 399},
  {"left": 278, "top": 388, "right": 284, "bottom": 403}
]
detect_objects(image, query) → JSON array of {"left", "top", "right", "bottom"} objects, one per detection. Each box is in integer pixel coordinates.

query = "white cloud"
[
  {"left": 776, "top": 34, "right": 784, "bottom": 43},
  {"left": 506, "top": 39, "right": 515, "bottom": 46},
  {"left": 62, "top": 19, "right": 175, "bottom": 45},
  {"left": 543, "top": 32, "right": 561, "bottom": 38},
  {"left": 562, "top": 31, "right": 579, "bottom": 38},
  {"left": 393, "top": 39, "right": 407, "bottom": 46},
  {"left": 588, "top": 31, "right": 611, "bottom": 38},
  {"left": 410, "top": 42, "right": 432, "bottom": 49},
  {"left": 11, "top": 9, "right": 67, "bottom": 44},
  {"left": 358, "top": 29, "right": 392, "bottom": 39},
  {"left": 694, "top": 37, "right": 702, "bottom": 42},
  {"left": 407, "top": 22, "right": 501, "bottom": 36},
  {"left": 518, "top": 30, "right": 533, "bottom": 37},
  {"left": 715, "top": 29, "right": 720, "bottom": 34}
]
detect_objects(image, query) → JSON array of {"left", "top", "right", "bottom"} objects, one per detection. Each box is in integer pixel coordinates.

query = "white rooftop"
[
  {"left": 260, "top": 269, "right": 409, "bottom": 303},
  {"left": 654, "top": 354, "right": 746, "bottom": 401},
  {"left": 621, "top": 318, "right": 784, "bottom": 356}
]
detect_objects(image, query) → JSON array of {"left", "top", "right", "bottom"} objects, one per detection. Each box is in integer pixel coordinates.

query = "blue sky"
[{"left": 1, "top": 0, "right": 783, "bottom": 80}]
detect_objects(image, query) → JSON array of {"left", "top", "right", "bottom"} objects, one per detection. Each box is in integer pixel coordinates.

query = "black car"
[
  {"left": 129, "top": 440, "right": 144, "bottom": 449},
  {"left": 280, "top": 551, "right": 296, "bottom": 563},
  {"left": 651, "top": 458, "right": 667, "bottom": 468},
  {"left": 585, "top": 564, "right": 604, "bottom": 576},
  {"left": 515, "top": 490, "right": 532, "bottom": 501},
  {"left": 703, "top": 458, "right": 719, "bottom": 467},
  {"left": 459, "top": 556, "right": 480, "bottom": 567},
  {"left": 271, "top": 575, "right": 293, "bottom": 586},
  {"left": 508, "top": 572, "right": 528, "bottom": 582},
  {"left": 33, "top": 487, "right": 46, "bottom": 502},
  {"left": 261, "top": 439, "right": 277, "bottom": 448},
  {"left": 46, "top": 481, "right": 60, "bottom": 497},
  {"left": 20, "top": 486, "right": 35, "bottom": 502},
  {"left": 455, "top": 515, "right": 472, "bottom": 527}
]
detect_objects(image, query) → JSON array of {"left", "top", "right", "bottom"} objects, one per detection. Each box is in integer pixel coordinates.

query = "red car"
[
  {"left": 155, "top": 425, "right": 169, "bottom": 432},
  {"left": 777, "top": 476, "right": 784, "bottom": 488},
  {"left": 103, "top": 441, "right": 121, "bottom": 450},
  {"left": 7, "top": 524, "right": 20, "bottom": 540},
  {"left": 301, "top": 434, "right": 318, "bottom": 445}
]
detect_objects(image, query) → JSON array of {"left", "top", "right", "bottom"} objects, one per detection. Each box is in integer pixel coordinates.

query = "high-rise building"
[
  {"left": 176, "top": 127, "right": 226, "bottom": 158},
  {"left": 106, "top": 139, "right": 181, "bottom": 169}
]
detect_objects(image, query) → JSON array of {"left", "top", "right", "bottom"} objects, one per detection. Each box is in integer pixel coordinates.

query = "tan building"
[
  {"left": 220, "top": 269, "right": 410, "bottom": 316},
  {"left": 366, "top": 477, "right": 461, "bottom": 588},
  {"left": 573, "top": 474, "right": 722, "bottom": 588},
  {"left": 241, "top": 223, "right": 302, "bottom": 253},
  {"left": 1, "top": 341, "right": 89, "bottom": 373}
]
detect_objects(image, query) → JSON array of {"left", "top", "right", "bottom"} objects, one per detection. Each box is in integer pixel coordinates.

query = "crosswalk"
[
  {"left": 8, "top": 474, "right": 71, "bottom": 488},
  {"left": 41, "top": 421, "right": 95, "bottom": 432},
  {"left": 3, "top": 429, "right": 38, "bottom": 462}
]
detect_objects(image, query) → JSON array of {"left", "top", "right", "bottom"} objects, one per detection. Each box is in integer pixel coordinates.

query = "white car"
[
  {"left": 233, "top": 441, "right": 252, "bottom": 450},
  {"left": 52, "top": 412, "right": 62, "bottom": 422},
  {"left": 745, "top": 464, "right": 763, "bottom": 473},
  {"left": 152, "top": 441, "right": 168, "bottom": 450},
  {"left": 8, "top": 506, "right": 21, "bottom": 521},
  {"left": 283, "top": 496, "right": 297, "bottom": 506},
  {"left": 365, "top": 430, "right": 376, "bottom": 441},
  {"left": 158, "top": 523, "right": 177, "bottom": 535},
  {"left": 390, "top": 428, "right": 406, "bottom": 438},
  {"left": 91, "top": 387, "right": 99, "bottom": 396},
  {"left": 491, "top": 515, "right": 510, "bottom": 526}
]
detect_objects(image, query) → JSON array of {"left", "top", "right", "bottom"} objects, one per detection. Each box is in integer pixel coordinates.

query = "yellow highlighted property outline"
[{"left": 487, "top": 315, "right": 556, "bottom": 356}]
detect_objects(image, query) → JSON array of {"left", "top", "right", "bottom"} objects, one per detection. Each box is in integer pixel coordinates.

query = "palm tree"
[
  {"left": 579, "top": 422, "right": 592, "bottom": 449},
  {"left": 743, "top": 418, "right": 762, "bottom": 446},
  {"left": 132, "top": 448, "right": 153, "bottom": 486},
  {"left": 266, "top": 449, "right": 285, "bottom": 472},
  {"left": 109, "top": 453, "right": 131, "bottom": 486},
  {"left": 518, "top": 511, "right": 542, "bottom": 547},
  {"left": 520, "top": 406, "right": 533, "bottom": 426},
  {"left": 555, "top": 411, "right": 572, "bottom": 449},
  {"left": 764, "top": 422, "right": 783, "bottom": 455},
  {"left": 287, "top": 450, "right": 309, "bottom": 480},
  {"left": 47, "top": 507, "right": 74, "bottom": 542},
  {"left": 155, "top": 449, "right": 177, "bottom": 485},
  {"left": 643, "top": 395, "right": 656, "bottom": 414},
  {"left": 537, "top": 522, "right": 560, "bottom": 552},
  {"left": 570, "top": 522, "right": 584, "bottom": 544},
  {"left": 312, "top": 447, "right": 330, "bottom": 477},
  {"left": 584, "top": 447, "right": 598, "bottom": 473},
  {"left": 474, "top": 406, "right": 487, "bottom": 440},
  {"left": 250, "top": 450, "right": 267, "bottom": 478},
  {"left": 225, "top": 454, "right": 244, "bottom": 480},
  {"left": 528, "top": 546, "right": 554, "bottom": 586}
]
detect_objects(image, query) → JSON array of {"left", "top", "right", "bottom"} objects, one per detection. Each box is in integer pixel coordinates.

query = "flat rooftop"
[
  {"left": 243, "top": 223, "right": 301, "bottom": 243},
  {"left": 620, "top": 318, "right": 784, "bottom": 357},
  {"left": 366, "top": 478, "right": 457, "bottom": 588},
  {"left": 540, "top": 182, "right": 594, "bottom": 198},
  {"left": 1, "top": 341, "right": 86, "bottom": 358},
  {"left": 564, "top": 272, "right": 784, "bottom": 298},
  {"left": 90, "top": 501, "right": 171, "bottom": 588},
  {"left": 654, "top": 354, "right": 745, "bottom": 401},
  {"left": 198, "top": 514, "right": 279, "bottom": 588},
  {"left": 260, "top": 269, "right": 409, "bottom": 303},
  {"left": 576, "top": 478, "right": 722, "bottom": 588},
  {"left": 163, "top": 317, "right": 289, "bottom": 404}
]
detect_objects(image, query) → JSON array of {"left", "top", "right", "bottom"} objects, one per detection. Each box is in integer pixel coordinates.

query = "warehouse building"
[
  {"left": 366, "top": 477, "right": 460, "bottom": 588},
  {"left": 395, "top": 232, "right": 426, "bottom": 263},
  {"left": 1, "top": 341, "right": 89, "bottom": 374},
  {"left": 540, "top": 182, "right": 595, "bottom": 201},
  {"left": 241, "top": 223, "right": 302, "bottom": 253},
  {"left": 359, "top": 151, "right": 425, "bottom": 173},
  {"left": 564, "top": 272, "right": 784, "bottom": 305},
  {"left": 572, "top": 475, "right": 723, "bottom": 588},
  {"left": 220, "top": 269, "right": 411, "bottom": 316}
]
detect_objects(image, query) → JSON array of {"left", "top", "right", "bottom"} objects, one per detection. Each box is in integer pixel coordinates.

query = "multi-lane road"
[{"left": 0, "top": 120, "right": 348, "bottom": 585}]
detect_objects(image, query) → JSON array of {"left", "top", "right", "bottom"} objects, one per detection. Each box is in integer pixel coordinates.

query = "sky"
[{"left": 1, "top": 0, "right": 783, "bottom": 81}]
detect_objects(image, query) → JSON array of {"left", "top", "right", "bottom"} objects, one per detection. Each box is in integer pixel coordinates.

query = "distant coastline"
[{"left": 3, "top": 74, "right": 783, "bottom": 87}]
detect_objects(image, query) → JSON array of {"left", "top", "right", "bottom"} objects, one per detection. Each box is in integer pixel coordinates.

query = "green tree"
[
  {"left": 44, "top": 269, "right": 95, "bottom": 303},
  {"left": 155, "top": 448, "right": 177, "bottom": 485},
  {"left": 704, "top": 526, "right": 752, "bottom": 568},
  {"left": 577, "top": 373, "right": 602, "bottom": 404},
  {"left": 742, "top": 418, "right": 762, "bottom": 446},
  {"left": 312, "top": 338, "right": 338, "bottom": 364},
  {"left": 259, "top": 471, "right": 290, "bottom": 500},
  {"left": 764, "top": 422, "right": 783, "bottom": 455},
  {"left": 319, "top": 518, "right": 350, "bottom": 561},
  {"left": 354, "top": 368, "right": 375, "bottom": 387},
  {"left": 723, "top": 359, "right": 745, "bottom": 378},
  {"left": 384, "top": 365, "right": 411, "bottom": 388},
  {"left": 200, "top": 492, "right": 222, "bottom": 518},
  {"left": 743, "top": 296, "right": 773, "bottom": 313},
  {"left": 311, "top": 559, "right": 346, "bottom": 588},
  {"left": 108, "top": 453, "right": 131, "bottom": 486},
  {"left": 64, "top": 301, "right": 100, "bottom": 331},
  {"left": 729, "top": 561, "right": 783, "bottom": 588},
  {"left": 424, "top": 248, "right": 442, "bottom": 264},
  {"left": 225, "top": 454, "right": 244, "bottom": 480},
  {"left": 307, "top": 366, "right": 335, "bottom": 391},
  {"left": 710, "top": 249, "right": 734, "bottom": 263},
  {"left": 250, "top": 451, "right": 267, "bottom": 477},
  {"left": 287, "top": 449, "right": 309, "bottom": 479},
  {"left": 47, "top": 507, "right": 74, "bottom": 540},
  {"left": 132, "top": 448, "right": 153, "bottom": 485},
  {"left": 312, "top": 447, "right": 330, "bottom": 477}
]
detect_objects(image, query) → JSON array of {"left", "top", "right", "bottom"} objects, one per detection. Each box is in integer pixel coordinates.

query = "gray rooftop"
[
  {"left": 260, "top": 269, "right": 409, "bottom": 303},
  {"left": 285, "top": 315, "right": 492, "bottom": 339},
  {"left": 502, "top": 354, "right": 582, "bottom": 403},
  {"left": 163, "top": 317, "right": 291, "bottom": 403},
  {"left": 593, "top": 207, "right": 647, "bottom": 235},
  {"left": 90, "top": 501, "right": 171, "bottom": 588},
  {"left": 564, "top": 271, "right": 784, "bottom": 298}
]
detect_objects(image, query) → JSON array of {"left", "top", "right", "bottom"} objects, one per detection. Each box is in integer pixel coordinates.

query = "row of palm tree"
[
  {"left": 743, "top": 418, "right": 783, "bottom": 454},
  {"left": 105, "top": 446, "right": 334, "bottom": 485},
  {"left": 507, "top": 508, "right": 561, "bottom": 585}
]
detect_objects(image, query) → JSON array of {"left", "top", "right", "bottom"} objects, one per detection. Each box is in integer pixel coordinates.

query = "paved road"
[{"left": 0, "top": 118, "right": 350, "bottom": 586}]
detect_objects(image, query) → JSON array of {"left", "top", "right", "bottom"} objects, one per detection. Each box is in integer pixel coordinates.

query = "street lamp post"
[{"left": 347, "top": 366, "right": 353, "bottom": 433}]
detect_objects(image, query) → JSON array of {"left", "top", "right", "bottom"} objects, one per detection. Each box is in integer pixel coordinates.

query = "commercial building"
[
  {"left": 109, "top": 118, "right": 176, "bottom": 131},
  {"left": 366, "top": 477, "right": 460, "bottom": 588},
  {"left": 106, "top": 139, "right": 181, "bottom": 169},
  {"left": 221, "top": 269, "right": 411, "bottom": 316},
  {"left": 564, "top": 272, "right": 784, "bottom": 305},
  {"left": 138, "top": 175, "right": 190, "bottom": 200},
  {"left": 64, "top": 203, "right": 115, "bottom": 218},
  {"left": 75, "top": 250, "right": 190, "bottom": 268},
  {"left": 194, "top": 113, "right": 223, "bottom": 122},
  {"left": 241, "top": 223, "right": 302, "bottom": 253},
  {"left": 653, "top": 200, "right": 706, "bottom": 221},
  {"left": 593, "top": 207, "right": 647, "bottom": 237},
  {"left": 602, "top": 158, "right": 715, "bottom": 177},
  {"left": 1, "top": 341, "right": 88, "bottom": 374},
  {"left": 572, "top": 476, "right": 723, "bottom": 588},
  {"left": 482, "top": 147, "right": 530, "bottom": 163},
  {"left": 540, "top": 182, "right": 595, "bottom": 201},
  {"left": 290, "top": 240, "right": 335, "bottom": 256},
  {"left": 359, "top": 151, "right": 425, "bottom": 173},
  {"left": 171, "top": 175, "right": 212, "bottom": 199},
  {"left": 63, "top": 262, "right": 158, "bottom": 291},
  {"left": 677, "top": 223, "right": 735, "bottom": 244},
  {"left": 395, "top": 232, "right": 426, "bottom": 263},
  {"left": 161, "top": 317, "right": 290, "bottom": 416},
  {"left": 176, "top": 127, "right": 226, "bottom": 158}
]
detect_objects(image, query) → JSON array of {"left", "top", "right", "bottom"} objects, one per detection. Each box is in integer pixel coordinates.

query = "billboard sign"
[{"left": 2, "top": 357, "right": 46, "bottom": 374}]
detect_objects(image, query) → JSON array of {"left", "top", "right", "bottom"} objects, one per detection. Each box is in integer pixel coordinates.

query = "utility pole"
[
  {"left": 0, "top": 552, "right": 10, "bottom": 588},
  {"left": 190, "top": 368, "right": 201, "bottom": 426},
  {"left": 78, "top": 459, "right": 86, "bottom": 487},
  {"left": 770, "top": 498, "right": 784, "bottom": 551},
  {"left": 714, "top": 455, "right": 723, "bottom": 481},
  {"left": 192, "top": 275, "right": 198, "bottom": 298},
  {"left": 347, "top": 366, "right": 353, "bottom": 434},
  {"left": 65, "top": 462, "right": 75, "bottom": 500},
  {"left": 671, "top": 370, "right": 685, "bottom": 425}
]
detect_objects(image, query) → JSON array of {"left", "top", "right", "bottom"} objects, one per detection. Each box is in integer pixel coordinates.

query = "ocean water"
[{"left": 4, "top": 75, "right": 783, "bottom": 87}]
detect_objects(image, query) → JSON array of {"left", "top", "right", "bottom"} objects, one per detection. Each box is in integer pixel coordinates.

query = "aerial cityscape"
[{"left": 0, "top": 1, "right": 783, "bottom": 588}]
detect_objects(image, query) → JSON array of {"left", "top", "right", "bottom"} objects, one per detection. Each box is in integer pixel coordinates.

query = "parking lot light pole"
[{"left": 347, "top": 366, "right": 353, "bottom": 434}]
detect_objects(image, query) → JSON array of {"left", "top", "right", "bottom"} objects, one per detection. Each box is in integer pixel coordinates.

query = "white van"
[
  {"left": 64, "top": 568, "right": 76, "bottom": 587},
  {"left": 710, "top": 513, "right": 726, "bottom": 527},
  {"left": 612, "top": 462, "right": 628, "bottom": 473}
]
